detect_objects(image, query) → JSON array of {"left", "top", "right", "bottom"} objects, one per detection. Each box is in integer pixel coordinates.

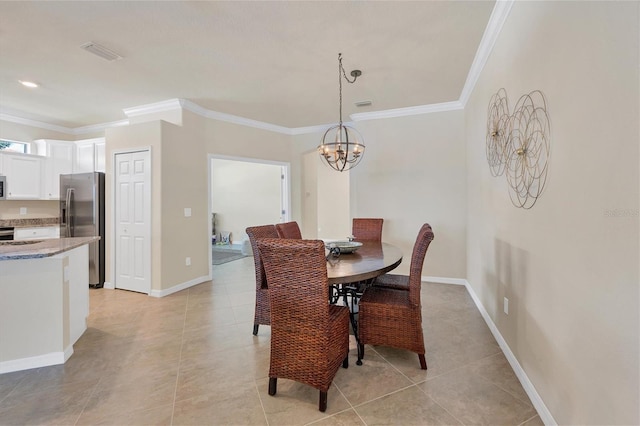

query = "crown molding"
[
  {"left": 459, "top": 0, "right": 514, "bottom": 106},
  {"left": 0, "top": 113, "right": 76, "bottom": 135},
  {"left": 1, "top": 1, "right": 512, "bottom": 138},
  {"left": 179, "top": 99, "right": 294, "bottom": 135},
  {"left": 122, "top": 98, "right": 184, "bottom": 117},
  {"left": 73, "top": 119, "right": 130, "bottom": 135},
  {"left": 0, "top": 113, "right": 129, "bottom": 136},
  {"left": 350, "top": 101, "right": 464, "bottom": 122}
]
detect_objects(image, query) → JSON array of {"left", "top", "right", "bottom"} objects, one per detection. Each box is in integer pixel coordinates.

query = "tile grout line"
[
  {"left": 71, "top": 363, "right": 105, "bottom": 425},
  {"left": 168, "top": 287, "right": 191, "bottom": 426},
  {"left": 460, "top": 351, "right": 536, "bottom": 408},
  {"left": 518, "top": 413, "right": 541, "bottom": 425},
  {"left": 412, "top": 379, "right": 466, "bottom": 425},
  {"left": 0, "top": 373, "right": 27, "bottom": 406},
  {"left": 253, "top": 379, "right": 270, "bottom": 426}
]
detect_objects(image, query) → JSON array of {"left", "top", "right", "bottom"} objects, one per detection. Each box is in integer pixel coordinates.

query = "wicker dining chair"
[
  {"left": 246, "top": 224, "right": 280, "bottom": 335},
  {"left": 257, "top": 238, "right": 350, "bottom": 412},
  {"left": 352, "top": 218, "right": 384, "bottom": 241},
  {"left": 358, "top": 223, "right": 434, "bottom": 369},
  {"left": 275, "top": 221, "right": 302, "bottom": 239}
]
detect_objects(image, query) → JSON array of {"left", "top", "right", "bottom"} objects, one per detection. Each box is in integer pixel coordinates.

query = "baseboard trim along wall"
[
  {"left": 423, "top": 276, "right": 467, "bottom": 285},
  {"left": 149, "top": 275, "right": 210, "bottom": 298},
  {"left": 462, "top": 279, "right": 557, "bottom": 426},
  {"left": 0, "top": 345, "right": 73, "bottom": 374},
  {"left": 102, "top": 276, "right": 209, "bottom": 297}
]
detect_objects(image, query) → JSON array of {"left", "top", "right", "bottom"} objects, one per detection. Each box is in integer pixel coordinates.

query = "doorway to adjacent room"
[{"left": 208, "top": 155, "right": 290, "bottom": 267}]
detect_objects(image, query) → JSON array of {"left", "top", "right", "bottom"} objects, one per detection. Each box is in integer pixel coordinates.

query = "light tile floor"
[{"left": 0, "top": 257, "right": 543, "bottom": 425}]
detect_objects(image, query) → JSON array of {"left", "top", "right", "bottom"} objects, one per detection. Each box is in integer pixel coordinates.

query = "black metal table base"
[{"left": 330, "top": 281, "right": 372, "bottom": 365}]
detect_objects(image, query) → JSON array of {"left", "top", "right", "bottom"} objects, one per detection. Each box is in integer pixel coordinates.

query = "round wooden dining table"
[
  {"left": 326, "top": 241, "right": 403, "bottom": 285},
  {"left": 325, "top": 241, "right": 403, "bottom": 365}
]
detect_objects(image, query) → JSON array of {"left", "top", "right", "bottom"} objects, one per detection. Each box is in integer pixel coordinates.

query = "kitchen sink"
[{"left": 0, "top": 240, "right": 45, "bottom": 246}]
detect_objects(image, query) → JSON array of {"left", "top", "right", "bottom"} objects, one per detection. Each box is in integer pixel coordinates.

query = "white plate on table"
[{"left": 324, "top": 240, "right": 363, "bottom": 254}]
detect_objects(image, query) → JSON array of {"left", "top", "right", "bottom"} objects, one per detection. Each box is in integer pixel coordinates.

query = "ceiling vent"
[
  {"left": 354, "top": 100, "right": 372, "bottom": 107},
  {"left": 80, "top": 42, "right": 123, "bottom": 61}
]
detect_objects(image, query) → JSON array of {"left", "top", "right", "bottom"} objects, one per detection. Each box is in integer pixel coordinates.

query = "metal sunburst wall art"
[{"left": 486, "top": 89, "right": 551, "bottom": 209}]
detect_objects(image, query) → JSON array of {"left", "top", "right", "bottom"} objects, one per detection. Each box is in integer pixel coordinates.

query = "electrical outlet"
[
  {"left": 19, "top": 207, "right": 27, "bottom": 215},
  {"left": 184, "top": 208, "right": 191, "bottom": 217},
  {"left": 504, "top": 297, "right": 509, "bottom": 315},
  {"left": 185, "top": 257, "right": 191, "bottom": 266}
]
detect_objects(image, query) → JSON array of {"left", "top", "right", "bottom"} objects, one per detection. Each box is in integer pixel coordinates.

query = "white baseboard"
[
  {"left": 149, "top": 275, "right": 210, "bottom": 298},
  {"left": 463, "top": 279, "right": 557, "bottom": 426},
  {"left": 103, "top": 281, "right": 114, "bottom": 289},
  {"left": 423, "top": 275, "right": 467, "bottom": 285},
  {"left": 0, "top": 344, "right": 73, "bottom": 374}
]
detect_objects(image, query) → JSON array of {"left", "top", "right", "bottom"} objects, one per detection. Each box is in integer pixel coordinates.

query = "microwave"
[{"left": 0, "top": 175, "right": 6, "bottom": 200}]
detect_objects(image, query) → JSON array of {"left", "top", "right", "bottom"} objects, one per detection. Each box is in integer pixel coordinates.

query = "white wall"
[
  {"left": 301, "top": 150, "right": 350, "bottom": 240},
  {"left": 465, "top": 2, "right": 639, "bottom": 424},
  {"left": 210, "top": 158, "right": 282, "bottom": 243},
  {"left": 292, "top": 113, "right": 468, "bottom": 278},
  {"left": 351, "top": 111, "right": 468, "bottom": 278}
]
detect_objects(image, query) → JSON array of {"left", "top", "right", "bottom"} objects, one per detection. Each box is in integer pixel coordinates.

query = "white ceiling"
[{"left": 0, "top": 1, "right": 495, "bottom": 131}]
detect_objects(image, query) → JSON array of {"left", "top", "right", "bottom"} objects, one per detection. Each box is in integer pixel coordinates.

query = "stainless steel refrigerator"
[{"left": 60, "top": 172, "right": 105, "bottom": 288}]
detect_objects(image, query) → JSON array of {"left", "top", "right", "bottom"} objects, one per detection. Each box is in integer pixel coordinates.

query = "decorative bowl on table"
[{"left": 325, "top": 240, "right": 363, "bottom": 254}]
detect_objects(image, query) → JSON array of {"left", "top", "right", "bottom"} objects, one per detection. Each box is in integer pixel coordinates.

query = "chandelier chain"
[{"left": 338, "top": 53, "right": 357, "bottom": 126}]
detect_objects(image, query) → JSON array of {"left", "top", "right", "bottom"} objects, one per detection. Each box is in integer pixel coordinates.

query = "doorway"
[{"left": 208, "top": 155, "right": 290, "bottom": 265}]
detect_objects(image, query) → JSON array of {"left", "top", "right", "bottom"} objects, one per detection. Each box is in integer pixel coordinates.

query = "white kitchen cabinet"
[
  {"left": 75, "top": 138, "right": 105, "bottom": 173},
  {"left": 94, "top": 140, "right": 105, "bottom": 172},
  {"left": 14, "top": 226, "right": 60, "bottom": 240},
  {"left": 35, "top": 140, "right": 75, "bottom": 199},
  {"left": 0, "top": 152, "right": 43, "bottom": 199}
]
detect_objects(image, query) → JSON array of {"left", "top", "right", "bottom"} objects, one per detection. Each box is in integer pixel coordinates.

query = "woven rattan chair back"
[
  {"left": 246, "top": 224, "right": 280, "bottom": 335},
  {"left": 257, "top": 238, "right": 350, "bottom": 412},
  {"left": 407, "top": 223, "right": 435, "bottom": 306},
  {"left": 275, "top": 221, "right": 302, "bottom": 239},
  {"left": 352, "top": 218, "right": 384, "bottom": 241},
  {"left": 357, "top": 223, "right": 434, "bottom": 369}
]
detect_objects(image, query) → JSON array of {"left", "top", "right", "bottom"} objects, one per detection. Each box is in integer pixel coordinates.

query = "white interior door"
[{"left": 115, "top": 150, "right": 151, "bottom": 294}]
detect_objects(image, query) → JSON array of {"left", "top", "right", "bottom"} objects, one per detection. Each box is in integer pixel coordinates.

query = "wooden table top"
[{"left": 326, "top": 241, "right": 403, "bottom": 285}]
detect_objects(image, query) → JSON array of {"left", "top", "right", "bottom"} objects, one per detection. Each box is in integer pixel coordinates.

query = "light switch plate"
[{"left": 184, "top": 208, "right": 191, "bottom": 217}]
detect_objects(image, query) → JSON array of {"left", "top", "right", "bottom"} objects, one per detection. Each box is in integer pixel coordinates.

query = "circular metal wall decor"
[
  {"left": 486, "top": 88, "right": 551, "bottom": 209},
  {"left": 486, "top": 88, "right": 510, "bottom": 177}
]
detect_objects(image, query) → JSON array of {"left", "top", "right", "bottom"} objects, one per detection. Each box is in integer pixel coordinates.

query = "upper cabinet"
[
  {"left": 94, "top": 140, "right": 105, "bottom": 173},
  {"left": 0, "top": 152, "right": 44, "bottom": 199},
  {"left": 75, "top": 138, "right": 105, "bottom": 173},
  {"left": 0, "top": 138, "right": 105, "bottom": 200},
  {"left": 35, "top": 139, "right": 75, "bottom": 200}
]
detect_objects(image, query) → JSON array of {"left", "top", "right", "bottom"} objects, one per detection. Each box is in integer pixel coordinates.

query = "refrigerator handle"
[{"left": 65, "top": 188, "right": 74, "bottom": 237}]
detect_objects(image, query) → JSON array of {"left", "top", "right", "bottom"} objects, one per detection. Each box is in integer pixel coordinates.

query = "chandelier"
[{"left": 318, "top": 53, "right": 365, "bottom": 172}]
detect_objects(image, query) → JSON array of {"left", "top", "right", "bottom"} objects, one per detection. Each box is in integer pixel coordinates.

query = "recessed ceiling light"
[{"left": 19, "top": 80, "right": 39, "bottom": 88}]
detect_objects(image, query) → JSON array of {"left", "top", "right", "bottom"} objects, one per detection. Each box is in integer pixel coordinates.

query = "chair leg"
[
  {"left": 253, "top": 324, "right": 259, "bottom": 335},
  {"left": 357, "top": 343, "right": 364, "bottom": 365},
  {"left": 319, "top": 391, "right": 328, "bottom": 412},
  {"left": 268, "top": 377, "right": 277, "bottom": 395},
  {"left": 342, "top": 355, "right": 349, "bottom": 368},
  {"left": 418, "top": 354, "right": 427, "bottom": 370}
]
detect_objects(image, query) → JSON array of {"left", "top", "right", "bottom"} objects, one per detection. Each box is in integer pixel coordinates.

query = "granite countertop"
[
  {"left": 0, "top": 218, "right": 60, "bottom": 228},
  {"left": 0, "top": 237, "right": 99, "bottom": 261}
]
